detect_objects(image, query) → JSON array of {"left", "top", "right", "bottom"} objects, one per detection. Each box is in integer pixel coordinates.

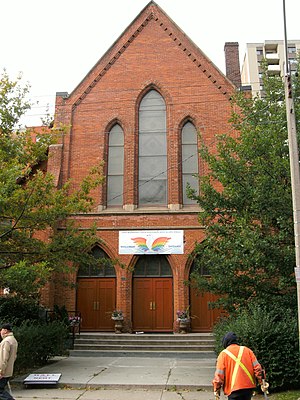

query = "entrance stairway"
[{"left": 70, "top": 332, "right": 216, "bottom": 357}]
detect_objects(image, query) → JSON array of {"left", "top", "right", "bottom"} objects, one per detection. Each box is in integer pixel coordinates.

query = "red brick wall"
[{"left": 47, "top": 3, "right": 236, "bottom": 331}]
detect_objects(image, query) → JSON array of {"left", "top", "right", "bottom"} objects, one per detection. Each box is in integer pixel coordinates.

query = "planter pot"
[
  {"left": 178, "top": 319, "right": 190, "bottom": 334},
  {"left": 113, "top": 318, "right": 123, "bottom": 334}
]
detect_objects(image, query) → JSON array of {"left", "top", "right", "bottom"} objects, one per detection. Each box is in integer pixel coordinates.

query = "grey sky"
[{"left": 1, "top": 0, "right": 299, "bottom": 126}]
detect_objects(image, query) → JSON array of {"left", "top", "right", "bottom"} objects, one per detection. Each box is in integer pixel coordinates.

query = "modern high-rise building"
[{"left": 241, "top": 40, "right": 300, "bottom": 97}]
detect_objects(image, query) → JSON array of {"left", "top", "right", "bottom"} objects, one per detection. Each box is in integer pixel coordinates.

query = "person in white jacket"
[{"left": 0, "top": 324, "right": 18, "bottom": 400}]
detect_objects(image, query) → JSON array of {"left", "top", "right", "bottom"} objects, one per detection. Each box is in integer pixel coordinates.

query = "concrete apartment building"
[{"left": 241, "top": 40, "right": 300, "bottom": 97}]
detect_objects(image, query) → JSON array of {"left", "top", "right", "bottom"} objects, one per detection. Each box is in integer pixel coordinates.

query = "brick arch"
[
  {"left": 76, "top": 241, "right": 117, "bottom": 276},
  {"left": 135, "top": 81, "right": 173, "bottom": 110},
  {"left": 176, "top": 112, "right": 206, "bottom": 136}
]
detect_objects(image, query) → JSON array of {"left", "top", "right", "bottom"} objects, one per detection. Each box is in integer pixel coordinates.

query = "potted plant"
[
  {"left": 176, "top": 308, "right": 190, "bottom": 334},
  {"left": 69, "top": 315, "right": 81, "bottom": 326},
  {"left": 111, "top": 310, "right": 124, "bottom": 333}
]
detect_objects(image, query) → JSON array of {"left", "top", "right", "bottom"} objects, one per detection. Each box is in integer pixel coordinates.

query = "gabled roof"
[{"left": 61, "top": 1, "right": 235, "bottom": 108}]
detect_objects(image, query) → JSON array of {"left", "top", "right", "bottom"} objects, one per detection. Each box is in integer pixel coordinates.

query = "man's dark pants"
[
  {"left": 228, "top": 388, "right": 253, "bottom": 400},
  {"left": 0, "top": 377, "right": 14, "bottom": 400}
]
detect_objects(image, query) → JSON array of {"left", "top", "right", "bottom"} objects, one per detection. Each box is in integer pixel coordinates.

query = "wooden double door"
[
  {"left": 132, "top": 277, "right": 173, "bottom": 332},
  {"left": 77, "top": 278, "right": 115, "bottom": 331}
]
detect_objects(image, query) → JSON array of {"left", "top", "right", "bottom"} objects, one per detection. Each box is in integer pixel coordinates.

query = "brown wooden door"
[
  {"left": 133, "top": 278, "right": 173, "bottom": 332},
  {"left": 77, "top": 278, "right": 116, "bottom": 331},
  {"left": 190, "top": 287, "right": 222, "bottom": 332}
]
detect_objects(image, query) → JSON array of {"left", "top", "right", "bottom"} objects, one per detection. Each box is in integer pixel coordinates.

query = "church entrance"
[
  {"left": 132, "top": 255, "right": 173, "bottom": 332},
  {"left": 77, "top": 246, "right": 116, "bottom": 331}
]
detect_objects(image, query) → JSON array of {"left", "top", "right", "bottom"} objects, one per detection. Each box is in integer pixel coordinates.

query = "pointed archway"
[{"left": 132, "top": 255, "right": 173, "bottom": 332}]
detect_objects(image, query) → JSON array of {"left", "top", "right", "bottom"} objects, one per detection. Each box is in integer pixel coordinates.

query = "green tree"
[
  {"left": 0, "top": 70, "right": 105, "bottom": 298},
  {"left": 190, "top": 62, "right": 300, "bottom": 313}
]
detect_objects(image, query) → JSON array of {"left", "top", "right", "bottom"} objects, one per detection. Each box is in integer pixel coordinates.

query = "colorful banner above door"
[{"left": 119, "top": 230, "right": 184, "bottom": 254}]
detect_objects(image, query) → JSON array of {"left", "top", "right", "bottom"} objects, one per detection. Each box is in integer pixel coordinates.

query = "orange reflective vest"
[{"left": 212, "top": 344, "right": 262, "bottom": 396}]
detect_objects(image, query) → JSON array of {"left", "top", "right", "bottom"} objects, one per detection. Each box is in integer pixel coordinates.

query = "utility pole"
[{"left": 283, "top": 0, "right": 300, "bottom": 351}]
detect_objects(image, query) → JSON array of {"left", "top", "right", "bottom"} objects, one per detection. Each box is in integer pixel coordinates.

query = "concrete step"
[
  {"left": 75, "top": 343, "right": 213, "bottom": 351},
  {"left": 71, "top": 333, "right": 215, "bottom": 356},
  {"left": 75, "top": 339, "right": 214, "bottom": 345},
  {"left": 76, "top": 333, "right": 214, "bottom": 341}
]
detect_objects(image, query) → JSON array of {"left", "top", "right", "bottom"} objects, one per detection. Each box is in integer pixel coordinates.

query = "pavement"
[{"left": 10, "top": 353, "right": 231, "bottom": 400}]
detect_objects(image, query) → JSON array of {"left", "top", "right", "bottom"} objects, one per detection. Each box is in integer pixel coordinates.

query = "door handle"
[
  {"left": 153, "top": 302, "right": 156, "bottom": 310},
  {"left": 97, "top": 301, "right": 100, "bottom": 310},
  {"left": 150, "top": 301, "right": 152, "bottom": 310},
  {"left": 93, "top": 301, "right": 96, "bottom": 311}
]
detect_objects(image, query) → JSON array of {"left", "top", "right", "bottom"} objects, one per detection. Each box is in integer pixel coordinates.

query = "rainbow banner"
[{"left": 119, "top": 230, "right": 184, "bottom": 254}]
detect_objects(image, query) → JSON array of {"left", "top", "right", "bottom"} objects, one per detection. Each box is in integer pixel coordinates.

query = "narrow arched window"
[
  {"left": 138, "top": 90, "right": 167, "bottom": 205},
  {"left": 107, "top": 124, "right": 124, "bottom": 206},
  {"left": 181, "top": 121, "right": 198, "bottom": 205}
]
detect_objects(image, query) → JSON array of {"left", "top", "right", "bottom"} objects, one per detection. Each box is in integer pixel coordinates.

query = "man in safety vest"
[{"left": 212, "top": 332, "right": 269, "bottom": 399}]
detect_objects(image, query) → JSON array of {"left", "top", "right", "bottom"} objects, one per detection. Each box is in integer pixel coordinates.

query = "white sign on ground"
[{"left": 23, "top": 373, "right": 61, "bottom": 385}]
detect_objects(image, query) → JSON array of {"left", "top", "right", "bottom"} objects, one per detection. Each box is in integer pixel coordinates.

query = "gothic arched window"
[
  {"left": 107, "top": 124, "right": 124, "bottom": 206},
  {"left": 138, "top": 90, "right": 167, "bottom": 205},
  {"left": 181, "top": 121, "right": 198, "bottom": 205}
]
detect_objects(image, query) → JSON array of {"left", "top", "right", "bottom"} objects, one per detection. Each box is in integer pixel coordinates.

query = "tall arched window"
[
  {"left": 107, "top": 124, "right": 124, "bottom": 206},
  {"left": 139, "top": 90, "right": 167, "bottom": 205},
  {"left": 181, "top": 121, "right": 198, "bottom": 205}
]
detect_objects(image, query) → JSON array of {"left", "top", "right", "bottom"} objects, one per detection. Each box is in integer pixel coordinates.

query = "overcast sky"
[{"left": 1, "top": 0, "right": 299, "bottom": 126}]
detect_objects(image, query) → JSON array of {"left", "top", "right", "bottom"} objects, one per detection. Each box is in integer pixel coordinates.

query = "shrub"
[
  {"left": 213, "top": 303, "right": 300, "bottom": 391},
  {"left": 13, "top": 321, "right": 69, "bottom": 374},
  {"left": 0, "top": 296, "right": 45, "bottom": 326}
]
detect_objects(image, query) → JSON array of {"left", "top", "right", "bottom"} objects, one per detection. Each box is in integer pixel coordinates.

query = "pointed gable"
[{"left": 58, "top": 1, "right": 235, "bottom": 110}]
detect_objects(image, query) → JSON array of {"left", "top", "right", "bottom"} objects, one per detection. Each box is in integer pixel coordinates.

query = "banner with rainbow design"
[{"left": 119, "top": 230, "right": 184, "bottom": 254}]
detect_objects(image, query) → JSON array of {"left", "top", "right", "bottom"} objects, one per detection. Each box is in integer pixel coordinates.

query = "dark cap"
[
  {"left": 222, "top": 331, "right": 239, "bottom": 348},
  {"left": 1, "top": 323, "right": 13, "bottom": 331}
]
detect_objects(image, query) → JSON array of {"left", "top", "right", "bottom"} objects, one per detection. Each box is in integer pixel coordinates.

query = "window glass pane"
[
  {"left": 182, "top": 145, "right": 198, "bottom": 172},
  {"left": 182, "top": 122, "right": 197, "bottom": 144},
  {"left": 108, "top": 124, "right": 124, "bottom": 206},
  {"left": 139, "top": 180, "right": 167, "bottom": 204},
  {"left": 107, "top": 176, "right": 123, "bottom": 205},
  {"left": 77, "top": 247, "right": 116, "bottom": 277},
  {"left": 139, "top": 90, "right": 167, "bottom": 205},
  {"left": 108, "top": 147, "right": 124, "bottom": 174},
  {"left": 182, "top": 122, "right": 198, "bottom": 205},
  {"left": 139, "top": 111, "right": 166, "bottom": 131},
  {"left": 139, "top": 133, "right": 167, "bottom": 156},
  {"left": 133, "top": 255, "right": 172, "bottom": 277},
  {"left": 140, "top": 91, "right": 166, "bottom": 109},
  {"left": 146, "top": 258, "right": 160, "bottom": 276},
  {"left": 109, "top": 124, "right": 124, "bottom": 145},
  {"left": 160, "top": 258, "right": 172, "bottom": 276},
  {"left": 139, "top": 156, "right": 167, "bottom": 179},
  {"left": 183, "top": 174, "right": 198, "bottom": 204}
]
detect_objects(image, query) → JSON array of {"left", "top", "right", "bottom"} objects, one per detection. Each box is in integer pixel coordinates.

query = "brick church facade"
[{"left": 44, "top": 2, "right": 238, "bottom": 332}]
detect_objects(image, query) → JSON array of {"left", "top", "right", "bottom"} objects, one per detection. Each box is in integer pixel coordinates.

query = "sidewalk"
[{"left": 11, "top": 354, "right": 228, "bottom": 400}]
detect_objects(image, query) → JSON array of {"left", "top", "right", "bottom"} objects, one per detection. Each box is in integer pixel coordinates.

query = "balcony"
[
  {"left": 267, "top": 64, "right": 281, "bottom": 75},
  {"left": 265, "top": 53, "right": 279, "bottom": 63}
]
